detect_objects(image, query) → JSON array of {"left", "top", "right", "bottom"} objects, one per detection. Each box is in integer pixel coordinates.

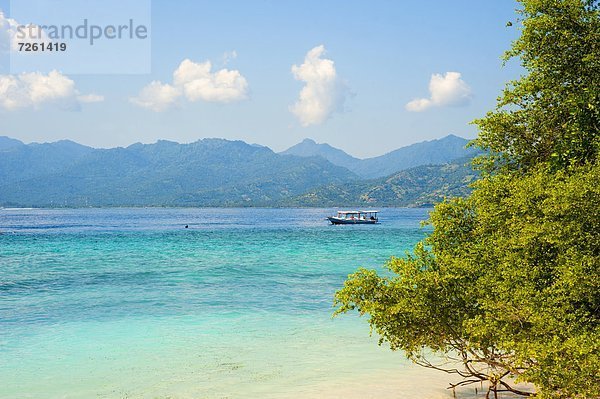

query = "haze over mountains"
[{"left": 0, "top": 135, "right": 478, "bottom": 207}]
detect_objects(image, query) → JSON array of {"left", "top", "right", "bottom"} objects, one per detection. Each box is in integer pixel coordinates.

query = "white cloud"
[
  {"left": 290, "top": 45, "right": 348, "bottom": 126},
  {"left": 130, "top": 81, "right": 181, "bottom": 112},
  {"left": 405, "top": 72, "right": 472, "bottom": 112},
  {"left": 0, "top": 13, "right": 95, "bottom": 111},
  {"left": 0, "top": 70, "right": 103, "bottom": 110},
  {"left": 174, "top": 59, "right": 248, "bottom": 103},
  {"left": 131, "top": 57, "right": 249, "bottom": 111}
]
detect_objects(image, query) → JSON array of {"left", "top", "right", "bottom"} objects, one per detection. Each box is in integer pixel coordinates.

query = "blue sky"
[{"left": 0, "top": 0, "right": 521, "bottom": 158}]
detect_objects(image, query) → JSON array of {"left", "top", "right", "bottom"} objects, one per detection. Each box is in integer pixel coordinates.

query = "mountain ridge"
[
  {"left": 280, "top": 134, "right": 478, "bottom": 178},
  {"left": 0, "top": 137, "right": 356, "bottom": 207},
  {"left": 0, "top": 135, "right": 479, "bottom": 207},
  {"left": 280, "top": 138, "right": 361, "bottom": 171}
]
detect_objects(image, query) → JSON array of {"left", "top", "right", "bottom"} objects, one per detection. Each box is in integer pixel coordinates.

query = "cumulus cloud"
[
  {"left": 131, "top": 58, "right": 249, "bottom": 111},
  {"left": 0, "top": 14, "right": 94, "bottom": 111},
  {"left": 130, "top": 81, "right": 180, "bottom": 112},
  {"left": 174, "top": 59, "right": 248, "bottom": 103},
  {"left": 290, "top": 45, "right": 349, "bottom": 126},
  {"left": 0, "top": 70, "right": 103, "bottom": 110},
  {"left": 405, "top": 72, "right": 472, "bottom": 112}
]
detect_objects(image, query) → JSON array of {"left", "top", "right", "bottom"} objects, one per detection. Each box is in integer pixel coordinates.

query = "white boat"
[{"left": 327, "top": 210, "right": 379, "bottom": 225}]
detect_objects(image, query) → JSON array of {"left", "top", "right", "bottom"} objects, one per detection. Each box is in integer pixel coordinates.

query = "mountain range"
[
  {"left": 0, "top": 135, "right": 478, "bottom": 207},
  {"left": 280, "top": 134, "right": 478, "bottom": 178}
]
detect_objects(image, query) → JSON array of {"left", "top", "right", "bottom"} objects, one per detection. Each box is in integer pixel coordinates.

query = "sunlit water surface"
[{"left": 0, "top": 207, "right": 455, "bottom": 399}]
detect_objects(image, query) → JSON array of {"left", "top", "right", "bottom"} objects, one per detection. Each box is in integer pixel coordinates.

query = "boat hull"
[{"left": 327, "top": 217, "right": 377, "bottom": 225}]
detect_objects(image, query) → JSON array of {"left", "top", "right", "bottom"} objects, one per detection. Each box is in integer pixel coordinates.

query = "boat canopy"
[{"left": 328, "top": 209, "right": 379, "bottom": 224}]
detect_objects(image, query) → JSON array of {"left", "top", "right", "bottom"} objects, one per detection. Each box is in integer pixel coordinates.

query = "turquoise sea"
[{"left": 0, "top": 207, "right": 453, "bottom": 399}]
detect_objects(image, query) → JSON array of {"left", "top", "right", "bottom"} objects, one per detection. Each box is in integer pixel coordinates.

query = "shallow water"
[{"left": 1, "top": 207, "right": 446, "bottom": 399}]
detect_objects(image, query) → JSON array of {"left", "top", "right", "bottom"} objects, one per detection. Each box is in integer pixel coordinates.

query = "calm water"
[{"left": 0, "top": 208, "right": 435, "bottom": 399}]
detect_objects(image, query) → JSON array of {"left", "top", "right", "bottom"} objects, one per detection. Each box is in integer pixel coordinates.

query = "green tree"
[
  {"left": 474, "top": 0, "right": 600, "bottom": 173},
  {"left": 334, "top": 1, "right": 600, "bottom": 398}
]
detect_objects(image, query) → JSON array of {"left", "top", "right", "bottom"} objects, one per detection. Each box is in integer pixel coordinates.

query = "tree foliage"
[
  {"left": 335, "top": 1, "right": 600, "bottom": 397},
  {"left": 474, "top": 0, "right": 600, "bottom": 173}
]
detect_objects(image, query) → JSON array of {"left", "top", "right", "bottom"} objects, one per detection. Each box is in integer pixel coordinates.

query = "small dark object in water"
[{"left": 185, "top": 225, "right": 189, "bottom": 229}]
